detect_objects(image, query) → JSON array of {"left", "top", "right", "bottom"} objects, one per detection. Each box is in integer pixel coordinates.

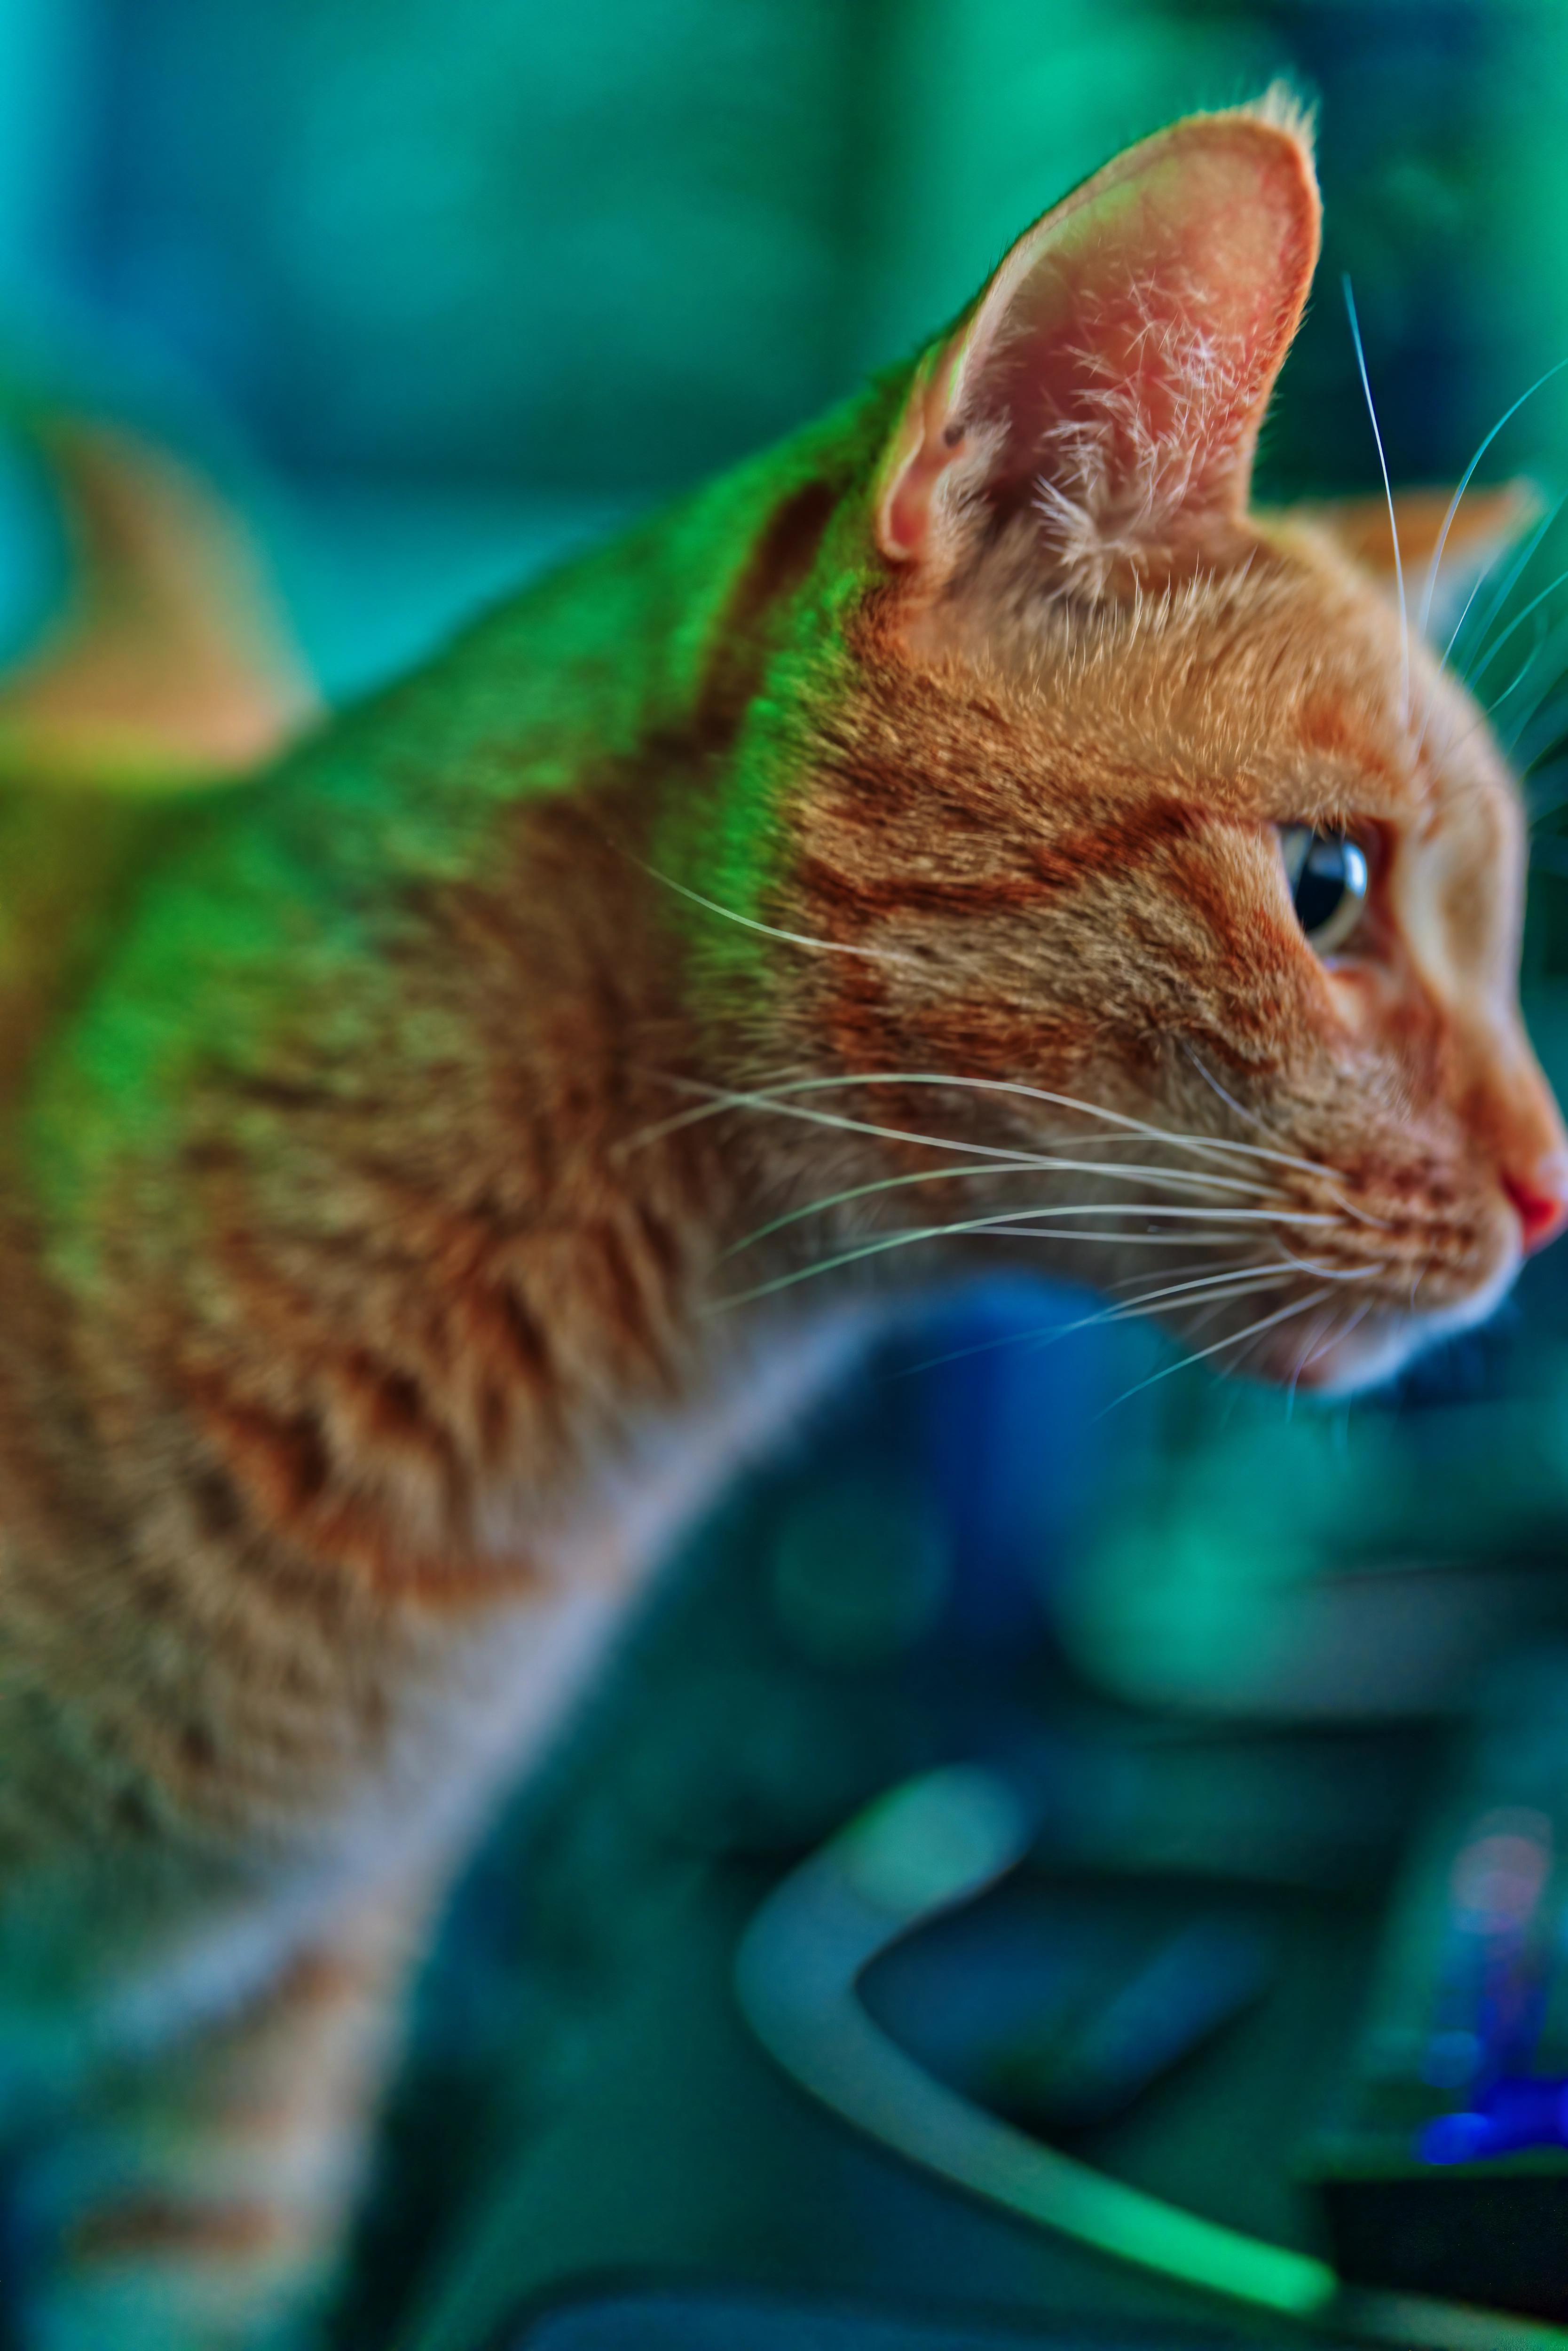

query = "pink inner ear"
[
  {"left": 882, "top": 114, "right": 1320, "bottom": 573},
  {"left": 977, "top": 135, "right": 1315, "bottom": 525}
]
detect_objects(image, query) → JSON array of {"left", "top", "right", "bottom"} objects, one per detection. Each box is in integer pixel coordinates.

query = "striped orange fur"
[{"left": 0, "top": 92, "right": 1561, "bottom": 2345}]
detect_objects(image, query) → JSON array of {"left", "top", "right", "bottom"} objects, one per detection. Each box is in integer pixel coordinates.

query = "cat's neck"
[{"left": 12, "top": 396, "right": 903, "bottom": 1598}]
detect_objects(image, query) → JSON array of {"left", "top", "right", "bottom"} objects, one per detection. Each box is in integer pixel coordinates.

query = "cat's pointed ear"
[
  {"left": 1299, "top": 483, "right": 1542, "bottom": 644},
  {"left": 876, "top": 90, "right": 1320, "bottom": 594}
]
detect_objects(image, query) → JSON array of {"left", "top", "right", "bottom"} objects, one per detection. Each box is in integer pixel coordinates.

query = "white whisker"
[
  {"left": 1415, "top": 505, "right": 1568, "bottom": 767},
  {"left": 1505, "top": 649, "right": 1568, "bottom": 753},
  {"left": 1181, "top": 1291, "right": 1253, "bottom": 1341},
  {"left": 1462, "top": 561, "right": 1568, "bottom": 692},
  {"left": 648, "top": 1068, "right": 1340, "bottom": 1186},
  {"left": 1448, "top": 496, "right": 1561, "bottom": 677},
  {"left": 893, "top": 1257, "right": 1267, "bottom": 1378},
  {"left": 649, "top": 1080, "right": 1305, "bottom": 1203},
  {"left": 1319, "top": 1296, "right": 1375, "bottom": 1367},
  {"left": 726, "top": 1161, "right": 1067, "bottom": 1255},
  {"left": 1458, "top": 496, "right": 1561, "bottom": 672},
  {"left": 1344, "top": 277, "right": 1409, "bottom": 728},
  {"left": 1269, "top": 1241, "right": 1387, "bottom": 1284},
  {"left": 725, "top": 1150, "right": 1269, "bottom": 1257},
  {"left": 1415, "top": 350, "right": 1568, "bottom": 644},
  {"left": 1287, "top": 1297, "right": 1376, "bottom": 1417},
  {"left": 706, "top": 1209, "right": 1315, "bottom": 1310},
  {"left": 1107, "top": 1250, "right": 1245, "bottom": 1291},
  {"left": 637, "top": 860, "right": 915, "bottom": 965},
  {"left": 1489, "top": 618, "right": 1552, "bottom": 717},
  {"left": 1099, "top": 1286, "right": 1334, "bottom": 1413},
  {"left": 1100, "top": 1262, "right": 1283, "bottom": 1317},
  {"left": 1182, "top": 1045, "right": 1385, "bottom": 1226}
]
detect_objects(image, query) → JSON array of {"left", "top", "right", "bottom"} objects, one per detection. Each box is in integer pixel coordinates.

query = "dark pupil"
[{"left": 1293, "top": 837, "right": 1352, "bottom": 933}]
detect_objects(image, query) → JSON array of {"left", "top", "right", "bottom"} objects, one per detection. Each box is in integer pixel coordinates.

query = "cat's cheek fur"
[{"left": 1319, "top": 965, "right": 1382, "bottom": 1039}]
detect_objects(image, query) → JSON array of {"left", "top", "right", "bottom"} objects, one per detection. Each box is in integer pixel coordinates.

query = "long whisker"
[
  {"left": 1343, "top": 277, "right": 1409, "bottom": 727},
  {"left": 726, "top": 1162, "right": 1063, "bottom": 1256},
  {"left": 1305, "top": 1296, "right": 1375, "bottom": 1379},
  {"left": 1095, "top": 1262, "right": 1287, "bottom": 1318},
  {"left": 1179, "top": 1047, "right": 1384, "bottom": 1226},
  {"left": 1269, "top": 1241, "right": 1388, "bottom": 1283},
  {"left": 1415, "top": 350, "right": 1568, "bottom": 644},
  {"left": 1413, "top": 497, "right": 1566, "bottom": 768},
  {"left": 623, "top": 1084, "right": 1253, "bottom": 1164},
  {"left": 707, "top": 1205, "right": 1336, "bottom": 1311},
  {"left": 1461, "top": 562, "right": 1568, "bottom": 689},
  {"left": 1457, "top": 492, "right": 1564, "bottom": 677},
  {"left": 725, "top": 1151, "right": 1271, "bottom": 1258},
  {"left": 1333, "top": 1298, "right": 1377, "bottom": 1356},
  {"left": 1491, "top": 617, "right": 1552, "bottom": 720},
  {"left": 1013, "top": 1260, "right": 1284, "bottom": 1336},
  {"left": 659, "top": 1081, "right": 1237, "bottom": 1183},
  {"left": 1182, "top": 1291, "right": 1259, "bottom": 1341},
  {"left": 1099, "top": 1286, "right": 1334, "bottom": 1413},
  {"left": 635, "top": 860, "right": 916, "bottom": 966},
  {"left": 1283, "top": 1322, "right": 1321, "bottom": 1418},
  {"left": 1180, "top": 1041, "right": 1271, "bottom": 1136},
  {"left": 1446, "top": 494, "right": 1563, "bottom": 676},
  {"left": 628, "top": 1081, "right": 1059, "bottom": 1169},
  {"left": 1005, "top": 1270, "right": 1290, "bottom": 1363},
  {"left": 1440, "top": 638, "right": 1568, "bottom": 773},
  {"left": 1505, "top": 648, "right": 1568, "bottom": 754},
  {"left": 894, "top": 1259, "right": 1271, "bottom": 1378},
  {"left": 1107, "top": 1250, "right": 1248, "bottom": 1291},
  {"left": 1284, "top": 1295, "right": 1375, "bottom": 1418},
  {"left": 643, "top": 1078, "right": 1302, "bottom": 1195},
  {"left": 643, "top": 1068, "right": 1339, "bottom": 1186}
]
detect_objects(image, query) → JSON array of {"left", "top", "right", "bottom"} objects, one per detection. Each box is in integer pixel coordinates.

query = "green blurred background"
[
  {"left": 8, "top": 0, "right": 1568, "bottom": 687},
  {"left": 9, "top": 4, "right": 1568, "bottom": 2347}
]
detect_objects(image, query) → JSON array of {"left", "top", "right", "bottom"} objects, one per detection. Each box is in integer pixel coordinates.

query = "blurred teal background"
[
  {"left": 8, "top": 5, "right": 1568, "bottom": 2346},
  {"left": 8, "top": 1, "right": 1568, "bottom": 695}
]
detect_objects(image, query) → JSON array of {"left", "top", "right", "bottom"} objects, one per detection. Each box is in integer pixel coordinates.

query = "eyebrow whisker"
[{"left": 1343, "top": 276, "right": 1410, "bottom": 729}]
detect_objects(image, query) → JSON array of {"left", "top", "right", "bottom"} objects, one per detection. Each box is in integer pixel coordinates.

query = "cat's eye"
[{"left": 1278, "top": 826, "right": 1370, "bottom": 957}]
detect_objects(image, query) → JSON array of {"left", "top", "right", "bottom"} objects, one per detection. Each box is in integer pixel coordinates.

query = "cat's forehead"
[{"left": 975, "top": 529, "right": 1523, "bottom": 836}]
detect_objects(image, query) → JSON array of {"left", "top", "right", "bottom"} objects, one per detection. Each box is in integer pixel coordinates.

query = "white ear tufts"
[
  {"left": 875, "top": 101, "right": 1322, "bottom": 592},
  {"left": 1240, "top": 79, "right": 1317, "bottom": 159},
  {"left": 1030, "top": 284, "right": 1257, "bottom": 598}
]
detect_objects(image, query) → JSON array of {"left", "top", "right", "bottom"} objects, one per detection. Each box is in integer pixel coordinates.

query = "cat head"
[{"left": 741, "top": 91, "right": 1567, "bottom": 1394}]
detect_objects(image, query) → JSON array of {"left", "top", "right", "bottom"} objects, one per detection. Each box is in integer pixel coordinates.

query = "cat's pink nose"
[{"left": 1503, "top": 1159, "right": 1568, "bottom": 1254}]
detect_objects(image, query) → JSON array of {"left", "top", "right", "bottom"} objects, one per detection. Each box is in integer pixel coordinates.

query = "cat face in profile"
[{"left": 723, "top": 92, "right": 1568, "bottom": 1396}]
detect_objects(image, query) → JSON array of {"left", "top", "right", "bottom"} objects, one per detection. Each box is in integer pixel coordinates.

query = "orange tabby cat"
[{"left": 0, "top": 90, "right": 1561, "bottom": 2347}]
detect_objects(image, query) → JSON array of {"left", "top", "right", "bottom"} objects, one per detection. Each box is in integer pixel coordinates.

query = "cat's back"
[{"left": 0, "top": 782, "right": 192, "bottom": 1111}]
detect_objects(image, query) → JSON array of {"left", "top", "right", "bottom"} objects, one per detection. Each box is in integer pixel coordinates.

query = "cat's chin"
[
  {"left": 1267, "top": 1316, "right": 1422, "bottom": 1399},
  {"left": 1250, "top": 1254, "right": 1522, "bottom": 1398}
]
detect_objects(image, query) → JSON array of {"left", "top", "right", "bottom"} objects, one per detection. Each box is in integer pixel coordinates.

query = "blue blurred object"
[{"left": 1422, "top": 2076, "right": 1568, "bottom": 2166}]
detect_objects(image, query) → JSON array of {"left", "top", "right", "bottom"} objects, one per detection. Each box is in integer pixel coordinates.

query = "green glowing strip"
[{"left": 735, "top": 1767, "right": 1568, "bottom": 2351}]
